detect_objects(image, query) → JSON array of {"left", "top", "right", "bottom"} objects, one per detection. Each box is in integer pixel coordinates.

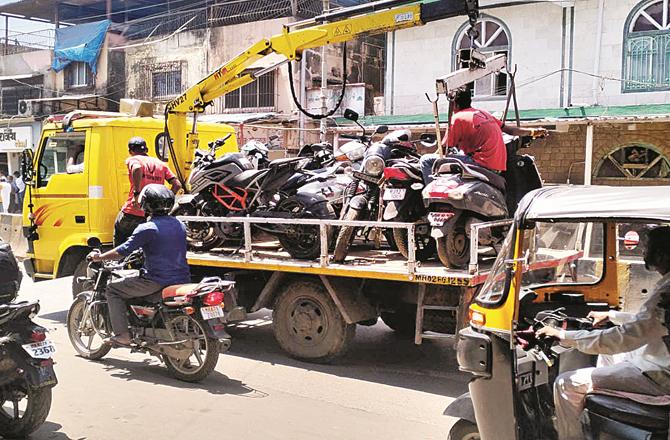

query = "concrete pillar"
[{"left": 584, "top": 123, "right": 594, "bottom": 186}]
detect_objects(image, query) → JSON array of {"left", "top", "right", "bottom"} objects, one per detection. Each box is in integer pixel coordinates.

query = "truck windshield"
[
  {"left": 476, "top": 222, "right": 605, "bottom": 307},
  {"left": 38, "top": 133, "right": 87, "bottom": 187}
]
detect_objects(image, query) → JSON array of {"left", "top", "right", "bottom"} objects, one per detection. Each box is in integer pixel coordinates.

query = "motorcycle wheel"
[
  {"left": 393, "top": 221, "right": 436, "bottom": 262},
  {"left": 437, "top": 219, "right": 470, "bottom": 269},
  {"left": 276, "top": 197, "right": 334, "bottom": 260},
  {"left": 332, "top": 208, "right": 360, "bottom": 263},
  {"left": 0, "top": 385, "right": 52, "bottom": 438},
  {"left": 448, "top": 420, "right": 480, "bottom": 440},
  {"left": 383, "top": 229, "right": 399, "bottom": 251},
  {"left": 172, "top": 205, "right": 224, "bottom": 252},
  {"left": 163, "top": 314, "right": 220, "bottom": 383},
  {"left": 67, "top": 297, "right": 112, "bottom": 360}
]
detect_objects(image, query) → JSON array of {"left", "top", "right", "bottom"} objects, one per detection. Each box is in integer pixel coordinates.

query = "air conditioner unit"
[{"left": 17, "top": 100, "right": 33, "bottom": 117}]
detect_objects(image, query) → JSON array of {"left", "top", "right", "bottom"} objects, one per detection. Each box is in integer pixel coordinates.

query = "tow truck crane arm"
[{"left": 165, "top": 0, "right": 479, "bottom": 185}]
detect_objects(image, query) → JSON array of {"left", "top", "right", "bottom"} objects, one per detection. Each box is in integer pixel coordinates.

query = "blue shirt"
[{"left": 116, "top": 216, "right": 191, "bottom": 286}]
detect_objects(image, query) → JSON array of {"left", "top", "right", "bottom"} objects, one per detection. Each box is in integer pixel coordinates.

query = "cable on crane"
[{"left": 287, "top": 42, "right": 347, "bottom": 120}]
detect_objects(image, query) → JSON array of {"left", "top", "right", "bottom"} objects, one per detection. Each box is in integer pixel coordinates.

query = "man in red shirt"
[
  {"left": 420, "top": 88, "right": 547, "bottom": 183},
  {"left": 113, "top": 137, "right": 182, "bottom": 246}
]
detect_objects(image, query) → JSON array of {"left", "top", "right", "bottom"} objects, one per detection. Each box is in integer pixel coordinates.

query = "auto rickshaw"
[{"left": 446, "top": 185, "right": 670, "bottom": 440}]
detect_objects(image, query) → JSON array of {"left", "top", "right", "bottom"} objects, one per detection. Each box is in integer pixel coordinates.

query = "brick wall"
[{"left": 525, "top": 121, "right": 670, "bottom": 186}]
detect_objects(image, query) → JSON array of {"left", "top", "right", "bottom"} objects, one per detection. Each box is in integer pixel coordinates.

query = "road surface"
[{"left": 17, "top": 275, "right": 468, "bottom": 440}]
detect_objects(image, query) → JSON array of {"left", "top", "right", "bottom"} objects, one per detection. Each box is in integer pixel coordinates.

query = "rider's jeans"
[
  {"left": 106, "top": 274, "right": 162, "bottom": 335},
  {"left": 419, "top": 153, "right": 477, "bottom": 185},
  {"left": 554, "top": 361, "right": 666, "bottom": 440}
]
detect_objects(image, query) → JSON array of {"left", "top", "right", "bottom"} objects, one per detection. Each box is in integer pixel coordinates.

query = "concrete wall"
[
  {"left": 0, "top": 214, "right": 26, "bottom": 259},
  {"left": 388, "top": 0, "right": 670, "bottom": 115}
]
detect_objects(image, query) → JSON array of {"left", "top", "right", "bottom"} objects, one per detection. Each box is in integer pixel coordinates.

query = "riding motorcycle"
[
  {"left": 66, "top": 242, "right": 234, "bottom": 382},
  {"left": 423, "top": 135, "right": 542, "bottom": 269},
  {"left": 332, "top": 130, "right": 420, "bottom": 263},
  {"left": 0, "top": 300, "right": 57, "bottom": 438}
]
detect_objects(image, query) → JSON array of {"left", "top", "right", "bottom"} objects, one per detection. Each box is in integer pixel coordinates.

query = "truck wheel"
[
  {"left": 437, "top": 219, "right": 470, "bottom": 269},
  {"left": 72, "top": 259, "right": 93, "bottom": 297},
  {"left": 448, "top": 420, "right": 480, "bottom": 440},
  {"left": 272, "top": 279, "right": 355, "bottom": 363},
  {"left": 380, "top": 305, "right": 416, "bottom": 336}
]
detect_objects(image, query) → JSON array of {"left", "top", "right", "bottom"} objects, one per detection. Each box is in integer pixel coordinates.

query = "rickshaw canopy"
[{"left": 516, "top": 186, "right": 670, "bottom": 224}]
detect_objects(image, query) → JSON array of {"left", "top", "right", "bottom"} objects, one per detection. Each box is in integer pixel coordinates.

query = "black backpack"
[{"left": 0, "top": 242, "right": 20, "bottom": 304}]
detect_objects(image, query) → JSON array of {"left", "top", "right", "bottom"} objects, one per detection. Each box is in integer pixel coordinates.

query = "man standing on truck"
[
  {"left": 88, "top": 184, "right": 191, "bottom": 346},
  {"left": 419, "top": 87, "right": 547, "bottom": 184},
  {"left": 537, "top": 226, "right": 670, "bottom": 440},
  {"left": 114, "top": 137, "right": 182, "bottom": 246}
]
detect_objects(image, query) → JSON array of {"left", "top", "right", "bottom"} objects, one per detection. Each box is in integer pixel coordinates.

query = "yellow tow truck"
[{"left": 22, "top": 0, "right": 547, "bottom": 362}]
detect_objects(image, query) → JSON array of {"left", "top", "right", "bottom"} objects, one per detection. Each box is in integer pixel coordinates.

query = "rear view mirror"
[
  {"left": 420, "top": 133, "right": 437, "bottom": 143},
  {"left": 375, "top": 125, "right": 389, "bottom": 135},
  {"left": 343, "top": 109, "right": 359, "bottom": 122},
  {"left": 87, "top": 237, "right": 102, "bottom": 248}
]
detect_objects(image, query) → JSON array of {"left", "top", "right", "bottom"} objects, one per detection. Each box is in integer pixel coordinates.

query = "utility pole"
[{"left": 319, "top": 0, "right": 330, "bottom": 142}]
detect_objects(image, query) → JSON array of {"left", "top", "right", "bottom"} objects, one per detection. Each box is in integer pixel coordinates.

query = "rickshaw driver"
[{"left": 537, "top": 226, "right": 670, "bottom": 440}]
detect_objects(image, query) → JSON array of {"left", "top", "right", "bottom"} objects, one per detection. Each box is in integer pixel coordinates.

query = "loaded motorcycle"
[
  {"left": 0, "top": 241, "right": 57, "bottom": 438},
  {"left": 67, "top": 240, "right": 234, "bottom": 382},
  {"left": 332, "top": 128, "right": 420, "bottom": 263},
  {"left": 423, "top": 135, "right": 542, "bottom": 269},
  {"left": 172, "top": 135, "right": 335, "bottom": 259}
]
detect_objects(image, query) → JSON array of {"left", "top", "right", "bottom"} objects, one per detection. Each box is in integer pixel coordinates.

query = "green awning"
[{"left": 335, "top": 103, "right": 670, "bottom": 127}]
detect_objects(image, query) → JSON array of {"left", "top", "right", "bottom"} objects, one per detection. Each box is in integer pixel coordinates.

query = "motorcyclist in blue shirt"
[{"left": 87, "top": 184, "right": 191, "bottom": 346}]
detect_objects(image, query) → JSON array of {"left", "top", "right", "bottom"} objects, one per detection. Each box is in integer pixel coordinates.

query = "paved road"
[{"left": 17, "top": 275, "right": 468, "bottom": 440}]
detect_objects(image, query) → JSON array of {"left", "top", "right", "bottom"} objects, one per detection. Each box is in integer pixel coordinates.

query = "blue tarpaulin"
[{"left": 52, "top": 20, "right": 111, "bottom": 74}]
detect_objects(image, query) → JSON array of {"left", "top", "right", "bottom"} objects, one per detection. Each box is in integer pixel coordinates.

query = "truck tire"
[
  {"left": 272, "top": 279, "right": 355, "bottom": 363},
  {"left": 448, "top": 420, "right": 480, "bottom": 440},
  {"left": 380, "top": 305, "right": 416, "bottom": 336}
]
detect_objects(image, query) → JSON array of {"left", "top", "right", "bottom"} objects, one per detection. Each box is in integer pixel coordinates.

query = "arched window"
[
  {"left": 595, "top": 144, "right": 670, "bottom": 179},
  {"left": 453, "top": 15, "right": 510, "bottom": 98},
  {"left": 623, "top": 0, "right": 670, "bottom": 92}
]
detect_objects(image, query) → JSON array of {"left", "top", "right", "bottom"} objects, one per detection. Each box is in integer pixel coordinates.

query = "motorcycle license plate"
[
  {"left": 201, "top": 305, "right": 225, "bottom": 320},
  {"left": 383, "top": 188, "right": 406, "bottom": 201},
  {"left": 21, "top": 340, "right": 56, "bottom": 359},
  {"left": 36, "top": 365, "right": 57, "bottom": 387}
]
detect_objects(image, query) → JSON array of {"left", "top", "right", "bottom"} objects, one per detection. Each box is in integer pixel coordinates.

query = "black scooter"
[{"left": 423, "top": 136, "right": 542, "bottom": 269}]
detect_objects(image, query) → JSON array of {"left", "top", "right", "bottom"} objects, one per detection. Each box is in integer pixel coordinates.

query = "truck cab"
[{"left": 22, "top": 114, "right": 237, "bottom": 284}]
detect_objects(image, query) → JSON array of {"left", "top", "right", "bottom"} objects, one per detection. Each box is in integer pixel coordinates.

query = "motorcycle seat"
[
  {"left": 226, "top": 169, "right": 267, "bottom": 188},
  {"left": 268, "top": 157, "right": 305, "bottom": 169},
  {"left": 433, "top": 158, "right": 506, "bottom": 192},
  {"left": 162, "top": 284, "right": 199, "bottom": 300},
  {"left": 584, "top": 394, "right": 670, "bottom": 431}
]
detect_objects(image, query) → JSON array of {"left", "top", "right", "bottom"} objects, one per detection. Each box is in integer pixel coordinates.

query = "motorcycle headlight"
[{"left": 363, "top": 156, "right": 385, "bottom": 176}]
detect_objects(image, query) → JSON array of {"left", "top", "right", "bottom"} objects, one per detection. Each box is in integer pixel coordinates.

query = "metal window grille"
[
  {"left": 0, "top": 77, "right": 42, "bottom": 115},
  {"left": 71, "top": 62, "right": 89, "bottom": 87},
  {"left": 224, "top": 70, "right": 275, "bottom": 111},
  {"left": 152, "top": 70, "right": 182, "bottom": 99},
  {"left": 595, "top": 145, "right": 670, "bottom": 179}
]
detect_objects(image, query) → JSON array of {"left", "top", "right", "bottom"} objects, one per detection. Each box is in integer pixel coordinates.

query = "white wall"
[{"left": 388, "top": 0, "right": 670, "bottom": 115}]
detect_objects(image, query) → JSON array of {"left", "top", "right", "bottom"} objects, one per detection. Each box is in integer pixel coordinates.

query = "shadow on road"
[
  {"left": 224, "top": 310, "right": 468, "bottom": 398},
  {"left": 41, "top": 310, "right": 68, "bottom": 324},
  {"left": 30, "top": 421, "right": 80, "bottom": 440},
  {"left": 98, "top": 357, "right": 268, "bottom": 398}
]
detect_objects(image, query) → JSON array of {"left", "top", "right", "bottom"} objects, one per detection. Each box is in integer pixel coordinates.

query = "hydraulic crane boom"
[{"left": 165, "top": 0, "right": 479, "bottom": 185}]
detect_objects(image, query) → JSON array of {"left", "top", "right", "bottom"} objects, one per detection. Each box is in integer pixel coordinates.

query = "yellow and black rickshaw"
[{"left": 446, "top": 185, "right": 670, "bottom": 440}]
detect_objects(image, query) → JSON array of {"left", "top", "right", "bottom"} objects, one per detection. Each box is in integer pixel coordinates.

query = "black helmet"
[
  {"left": 128, "top": 136, "right": 148, "bottom": 154},
  {"left": 644, "top": 226, "right": 670, "bottom": 271},
  {"left": 138, "top": 184, "right": 174, "bottom": 216}
]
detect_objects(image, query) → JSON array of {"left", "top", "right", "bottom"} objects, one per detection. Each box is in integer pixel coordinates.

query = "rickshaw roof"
[{"left": 517, "top": 186, "right": 670, "bottom": 224}]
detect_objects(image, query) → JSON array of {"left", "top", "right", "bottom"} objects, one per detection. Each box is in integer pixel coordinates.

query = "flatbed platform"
[{"left": 188, "top": 241, "right": 493, "bottom": 287}]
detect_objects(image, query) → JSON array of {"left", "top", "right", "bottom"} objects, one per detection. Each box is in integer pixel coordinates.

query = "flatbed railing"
[{"left": 179, "top": 215, "right": 507, "bottom": 280}]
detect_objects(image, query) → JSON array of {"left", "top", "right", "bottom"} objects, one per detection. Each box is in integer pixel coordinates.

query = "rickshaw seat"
[{"left": 584, "top": 394, "right": 670, "bottom": 431}]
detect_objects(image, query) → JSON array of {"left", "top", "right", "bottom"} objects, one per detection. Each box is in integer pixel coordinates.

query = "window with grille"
[
  {"left": 152, "top": 70, "right": 182, "bottom": 99},
  {"left": 454, "top": 16, "right": 510, "bottom": 98},
  {"left": 624, "top": 0, "right": 670, "bottom": 92},
  {"left": 595, "top": 144, "right": 670, "bottom": 179},
  {"left": 224, "top": 70, "right": 275, "bottom": 111},
  {"left": 66, "top": 62, "right": 90, "bottom": 88}
]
